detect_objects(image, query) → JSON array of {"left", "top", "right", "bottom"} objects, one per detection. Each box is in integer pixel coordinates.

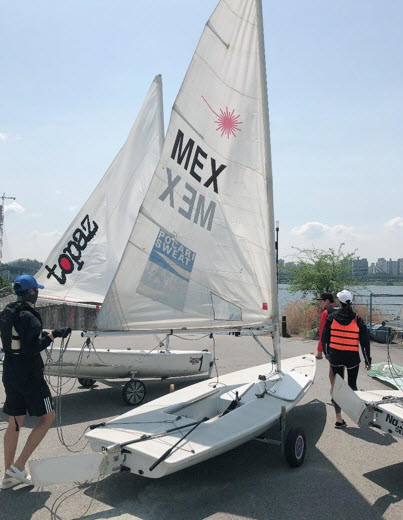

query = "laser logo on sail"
[
  {"left": 202, "top": 96, "right": 242, "bottom": 138},
  {"left": 45, "top": 214, "right": 99, "bottom": 285}
]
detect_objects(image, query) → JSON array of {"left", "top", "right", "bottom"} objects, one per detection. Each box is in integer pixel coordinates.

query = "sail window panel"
[{"left": 211, "top": 293, "right": 242, "bottom": 321}]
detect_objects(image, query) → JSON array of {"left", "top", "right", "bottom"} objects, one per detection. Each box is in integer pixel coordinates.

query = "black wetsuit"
[{"left": 0, "top": 301, "right": 54, "bottom": 417}]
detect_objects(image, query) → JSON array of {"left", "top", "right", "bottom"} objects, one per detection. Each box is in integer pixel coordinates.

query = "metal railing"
[{"left": 354, "top": 293, "right": 403, "bottom": 332}]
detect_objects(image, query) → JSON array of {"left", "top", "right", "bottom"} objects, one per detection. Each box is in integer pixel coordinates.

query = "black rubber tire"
[
  {"left": 78, "top": 378, "right": 96, "bottom": 388},
  {"left": 285, "top": 427, "right": 306, "bottom": 467},
  {"left": 122, "top": 379, "right": 146, "bottom": 406}
]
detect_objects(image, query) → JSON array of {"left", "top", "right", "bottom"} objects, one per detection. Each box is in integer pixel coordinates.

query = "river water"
[{"left": 278, "top": 284, "right": 403, "bottom": 319}]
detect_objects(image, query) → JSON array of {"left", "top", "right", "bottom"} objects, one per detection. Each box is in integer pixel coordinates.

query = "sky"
[{"left": 1, "top": 0, "right": 402, "bottom": 266}]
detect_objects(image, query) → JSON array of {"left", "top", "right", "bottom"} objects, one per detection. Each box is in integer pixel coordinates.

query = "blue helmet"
[{"left": 13, "top": 274, "right": 44, "bottom": 294}]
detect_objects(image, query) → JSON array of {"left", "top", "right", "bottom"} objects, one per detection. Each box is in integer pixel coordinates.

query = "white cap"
[{"left": 337, "top": 290, "right": 353, "bottom": 304}]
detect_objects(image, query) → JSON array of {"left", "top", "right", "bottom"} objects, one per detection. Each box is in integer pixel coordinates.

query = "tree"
[
  {"left": 0, "top": 273, "right": 12, "bottom": 297},
  {"left": 287, "top": 244, "right": 358, "bottom": 297}
]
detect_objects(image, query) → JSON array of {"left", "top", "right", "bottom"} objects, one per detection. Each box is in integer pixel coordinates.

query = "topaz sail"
[
  {"left": 35, "top": 76, "right": 164, "bottom": 305},
  {"left": 29, "top": 0, "right": 316, "bottom": 485}
]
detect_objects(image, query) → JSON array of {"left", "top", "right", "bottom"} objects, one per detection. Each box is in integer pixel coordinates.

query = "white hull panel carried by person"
[
  {"left": 35, "top": 76, "right": 214, "bottom": 399},
  {"left": 29, "top": 0, "right": 316, "bottom": 486},
  {"left": 332, "top": 375, "right": 403, "bottom": 440}
]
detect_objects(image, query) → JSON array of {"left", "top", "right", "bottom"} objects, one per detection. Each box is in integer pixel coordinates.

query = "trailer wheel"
[
  {"left": 122, "top": 379, "right": 146, "bottom": 406},
  {"left": 78, "top": 378, "right": 96, "bottom": 388},
  {"left": 285, "top": 427, "right": 306, "bottom": 467}
]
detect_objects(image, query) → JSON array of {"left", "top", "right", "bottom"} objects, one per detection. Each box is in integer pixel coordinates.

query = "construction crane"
[{"left": 0, "top": 193, "right": 16, "bottom": 263}]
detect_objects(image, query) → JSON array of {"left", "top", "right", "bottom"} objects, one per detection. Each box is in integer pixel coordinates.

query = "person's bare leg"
[
  {"left": 329, "top": 364, "right": 335, "bottom": 393},
  {"left": 335, "top": 411, "right": 343, "bottom": 423},
  {"left": 3, "top": 415, "right": 25, "bottom": 480},
  {"left": 13, "top": 410, "right": 55, "bottom": 471}
]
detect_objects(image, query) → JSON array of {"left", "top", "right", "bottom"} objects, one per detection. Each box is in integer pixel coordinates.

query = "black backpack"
[{"left": 0, "top": 303, "right": 22, "bottom": 353}]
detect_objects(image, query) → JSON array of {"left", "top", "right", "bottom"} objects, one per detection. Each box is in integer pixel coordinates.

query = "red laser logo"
[{"left": 202, "top": 96, "right": 242, "bottom": 138}]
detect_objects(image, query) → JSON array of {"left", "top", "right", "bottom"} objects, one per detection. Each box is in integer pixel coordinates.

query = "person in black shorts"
[{"left": 0, "top": 274, "right": 71, "bottom": 489}]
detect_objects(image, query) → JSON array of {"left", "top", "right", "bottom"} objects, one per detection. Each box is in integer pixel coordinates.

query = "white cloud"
[
  {"left": 290, "top": 221, "right": 358, "bottom": 240},
  {"left": 4, "top": 201, "right": 25, "bottom": 215},
  {"left": 68, "top": 205, "right": 78, "bottom": 212},
  {"left": 385, "top": 217, "right": 403, "bottom": 232},
  {"left": 0, "top": 132, "right": 22, "bottom": 142}
]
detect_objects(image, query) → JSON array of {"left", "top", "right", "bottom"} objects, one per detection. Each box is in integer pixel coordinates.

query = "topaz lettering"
[{"left": 45, "top": 215, "right": 99, "bottom": 284}]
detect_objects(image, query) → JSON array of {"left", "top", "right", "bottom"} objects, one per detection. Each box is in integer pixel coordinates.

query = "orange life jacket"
[{"left": 329, "top": 317, "right": 359, "bottom": 351}]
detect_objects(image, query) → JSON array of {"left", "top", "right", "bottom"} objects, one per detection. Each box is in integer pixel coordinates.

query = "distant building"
[
  {"left": 369, "top": 263, "right": 376, "bottom": 275},
  {"left": 387, "top": 259, "right": 399, "bottom": 277},
  {"left": 350, "top": 258, "right": 368, "bottom": 279},
  {"left": 376, "top": 258, "right": 388, "bottom": 274}
]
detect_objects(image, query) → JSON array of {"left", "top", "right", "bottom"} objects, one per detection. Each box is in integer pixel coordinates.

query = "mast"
[{"left": 255, "top": 0, "right": 281, "bottom": 370}]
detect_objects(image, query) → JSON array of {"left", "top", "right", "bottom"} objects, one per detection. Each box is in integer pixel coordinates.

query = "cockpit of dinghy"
[{"left": 163, "top": 382, "right": 257, "bottom": 421}]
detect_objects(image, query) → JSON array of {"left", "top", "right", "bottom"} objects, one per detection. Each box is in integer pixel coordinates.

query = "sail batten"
[{"left": 97, "top": 0, "right": 277, "bottom": 333}]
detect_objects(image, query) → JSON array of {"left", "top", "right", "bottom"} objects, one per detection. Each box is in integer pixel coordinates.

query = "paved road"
[{"left": 0, "top": 332, "right": 402, "bottom": 520}]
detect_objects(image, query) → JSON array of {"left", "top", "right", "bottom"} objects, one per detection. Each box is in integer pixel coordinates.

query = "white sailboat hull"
[
  {"left": 86, "top": 354, "right": 315, "bottom": 478},
  {"left": 42, "top": 347, "right": 213, "bottom": 380}
]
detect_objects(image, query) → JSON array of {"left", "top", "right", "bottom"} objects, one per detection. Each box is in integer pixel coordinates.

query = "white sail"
[
  {"left": 97, "top": 0, "right": 277, "bottom": 332},
  {"left": 35, "top": 76, "right": 165, "bottom": 304}
]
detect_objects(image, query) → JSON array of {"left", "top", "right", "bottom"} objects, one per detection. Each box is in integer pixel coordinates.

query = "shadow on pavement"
[
  {"left": 342, "top": 426, "right": 397, "bottom": 446},
  {"left": 364, "top": 462, "right": 403, "bottom": 516},
  {"left": 0, "top": 487, "right": 51, "bottom": 519}
]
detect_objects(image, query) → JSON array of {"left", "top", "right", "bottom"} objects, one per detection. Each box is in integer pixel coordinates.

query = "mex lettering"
[
  {"left": 45, "top": 215, "right": 98, "bottom": 285},
  {"left": 159, "top": 129, "right": 227, "bottom": 232}
]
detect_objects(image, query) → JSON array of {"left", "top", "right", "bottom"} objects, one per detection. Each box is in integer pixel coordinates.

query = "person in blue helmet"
[{"left": 0, "top": 274, "right": 71, "bottom": 489}]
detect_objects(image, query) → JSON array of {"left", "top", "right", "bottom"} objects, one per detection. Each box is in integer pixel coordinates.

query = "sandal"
[
  {"left": 335, "top": 420, "right": 347, "bottom": 429},
  {"left": 1, "top": 476, "right": 20, "bottom": 490},
  {"left": 6, "top": 465, "right": 31, "bottom": 485}
]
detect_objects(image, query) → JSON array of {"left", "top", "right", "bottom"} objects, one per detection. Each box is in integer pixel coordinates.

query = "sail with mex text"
[
  {"left": 97, "top": 0, "right": 277, "bottom": 332},
  {"left": 35, "top": 76, "right": 165, "bottom": 305}
]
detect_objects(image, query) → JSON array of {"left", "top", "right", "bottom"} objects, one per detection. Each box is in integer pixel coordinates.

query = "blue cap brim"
[{"left": 37, "top": 284, "right": 45, "bottom": 289}]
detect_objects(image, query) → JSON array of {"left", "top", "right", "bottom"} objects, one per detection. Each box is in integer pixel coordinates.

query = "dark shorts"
[{"left": 2, "top": 356, "right": 54, "bottom": 417}]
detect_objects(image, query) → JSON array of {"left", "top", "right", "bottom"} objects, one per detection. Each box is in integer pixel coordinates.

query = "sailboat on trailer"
[
  {"left": 35, "top": 76, "right": 213, "bottom": 403},
  {"left": 30, "top": 0, "right": 316, "bottom": 485}
]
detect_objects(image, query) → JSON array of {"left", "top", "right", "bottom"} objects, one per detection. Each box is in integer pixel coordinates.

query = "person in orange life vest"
[{"left": 321, "top": 289, "right": 371, "bottom": 429}]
